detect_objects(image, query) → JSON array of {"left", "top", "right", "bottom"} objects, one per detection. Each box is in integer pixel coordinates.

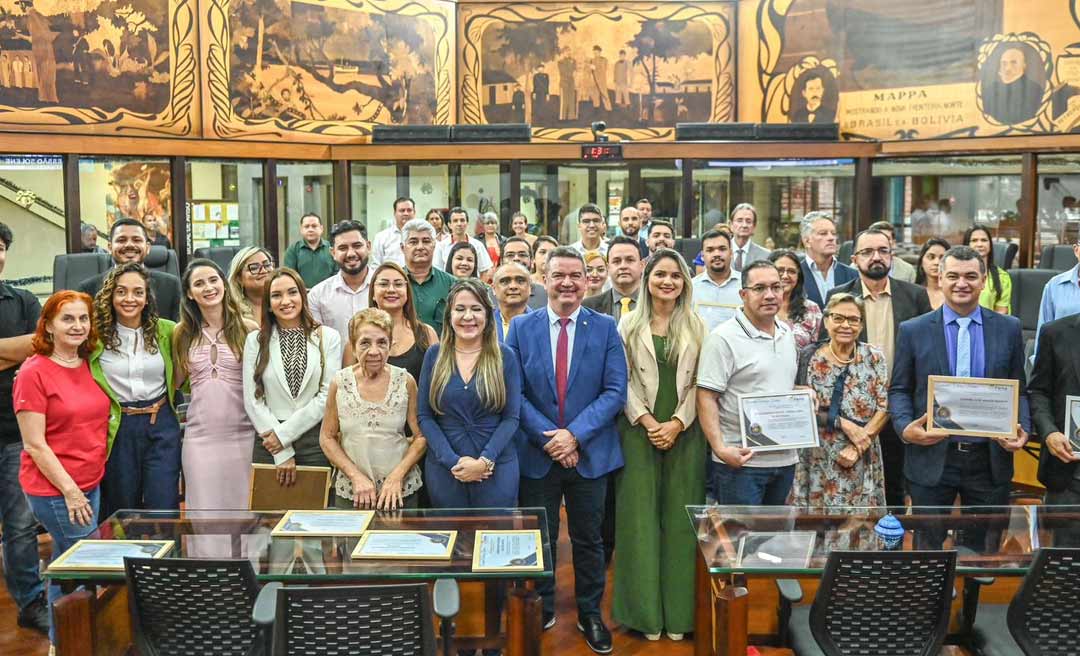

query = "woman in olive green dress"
[{"left": 614, "top": 248, "right": 707, "bottom": 641}]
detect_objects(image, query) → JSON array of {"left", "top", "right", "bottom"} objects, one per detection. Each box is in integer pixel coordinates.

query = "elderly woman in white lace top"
[{"left": 319, "top": 308, "right": 427, "bottom": 509}]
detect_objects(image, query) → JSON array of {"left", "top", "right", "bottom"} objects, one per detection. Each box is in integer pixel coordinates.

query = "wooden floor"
[{"left": 0, "top": 515, "right": 977, "bottom": 656}]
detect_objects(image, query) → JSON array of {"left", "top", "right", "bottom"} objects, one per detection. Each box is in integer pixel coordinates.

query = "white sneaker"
[
  {"left": 667, "top": 632, "right": 685, "bottom": 641},
  {"left": 643, "top": 632, "right": 661, "bottom": 641}
]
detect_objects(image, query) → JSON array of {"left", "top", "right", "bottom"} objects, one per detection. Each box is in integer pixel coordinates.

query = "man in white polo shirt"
[{"left": 696, "top": 260, "right": 799, "bottom": 505}]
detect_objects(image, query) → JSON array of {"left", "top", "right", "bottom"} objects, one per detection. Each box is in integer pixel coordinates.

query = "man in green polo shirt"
[
  {"left": 284, "top": 212, "right": 336, "bottom": 288},
  {"left": 402, "top": 218, "right": 456, "bottom": 335}
]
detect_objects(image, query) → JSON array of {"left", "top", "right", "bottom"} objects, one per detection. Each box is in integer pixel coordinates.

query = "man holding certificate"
[
  {"left": 697, "top": 261, "right": 801, "bottom": 506},
  {"left": 1029, "top": 312, "right": 1080, "bottom": 506},
  {"left": 889, "top": 245, "right": 1029, "bottom": 548}
]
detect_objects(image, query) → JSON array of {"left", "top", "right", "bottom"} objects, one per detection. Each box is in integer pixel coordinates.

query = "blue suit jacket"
[
  {"left": 888, "top": 306, "right": 1031, "bottom": 487},
  {"left": 505, "top": 306, "right": 627, "bottom": 480},
  {"left": 800, "top": 258, "right": 858, "bottom": 308}
]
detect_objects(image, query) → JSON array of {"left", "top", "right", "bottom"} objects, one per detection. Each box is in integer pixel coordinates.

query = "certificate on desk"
[
  {"left": 735, "top": 532, "right": 816, "bottom": 569},
  {"left": 472, "top": 530, "right": 544, "bottom": 572},
  {"left": 48, "top": 540, "right": 174, "bottom": 572},
  {"left": 270, "top": 510, "right": 374, "bottom": 537},
  {"left": 927, "top": 376, "right": 1019, "bottom": 440},
  {"left": 737, "top": 389, "right": 819, "bottom": 452},
  {"left": 352, "top": 531, "right": 457, "bottom": 560}
]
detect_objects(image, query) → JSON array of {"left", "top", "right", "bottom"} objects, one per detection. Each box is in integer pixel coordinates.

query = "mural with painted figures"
[
  {"left": 740, "top": 0, "right": 1080, "bottom": 140},
  {"left": 204, "top": 0, "right": 453, "bottom": 141},
  {"left": 459, "top": 2, "right": 734, "bottom": 142},
  {"left": 0, "top": 0, "right": 196, "bottom": 135}
]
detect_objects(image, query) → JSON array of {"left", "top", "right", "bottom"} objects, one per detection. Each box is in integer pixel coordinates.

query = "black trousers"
[
  {"left": 519, "top": 466, "right": 607, "bottom": 620},
  {"left": 907, "top": 442, "right": 1009, "bottom": 551},
  {"left": 879, "top": 423, "right": 907, "bottom": 509}
]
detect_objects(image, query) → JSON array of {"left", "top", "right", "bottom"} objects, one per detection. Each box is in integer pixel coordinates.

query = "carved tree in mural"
[
  {"left": 627, "top": 20, "right": 712, "bottom": 121},
  {"left": 490, "top": 22, "right": 561, "bottom": 82}
]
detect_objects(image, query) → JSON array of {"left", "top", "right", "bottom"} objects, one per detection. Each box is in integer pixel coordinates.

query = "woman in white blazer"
[
  {"left": 243, "top": 267, "right": 342, "bottom": 485},
  {"left": 612, "top": 248, "right": 706, "bottom": 642}
]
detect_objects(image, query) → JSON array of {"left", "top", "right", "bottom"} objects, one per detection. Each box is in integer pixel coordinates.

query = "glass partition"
[
  {"left": 640, "top": 161, "right": 684, "bottom": 235},
  {"left": 691, "top": 164, "right": 730, "bottom": 237},
  {"left": 351, "top": 163, "right": 399, "bottom": 236},
  {"left": 408, "top": 164, "right": 450, "bottom": 221},
  {"left": 79, "top": 156, "right": 172, "bottom": 250},
  {"left": 275, "top": 161, "right": 334, "bottom": 254},
  {"left": 185, "top": 159, "right": 263, "bottom": 254},
  {"left": 0, "top": 155, "right": 65, "bottom": 297},
  {"left": 1036, "top": 154, "right": 1080, "bottom": 262}
]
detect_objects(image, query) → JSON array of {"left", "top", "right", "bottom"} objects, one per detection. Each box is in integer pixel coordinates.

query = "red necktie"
[{"left": 556, "top": 317, "right": 570, "bottom": 427}]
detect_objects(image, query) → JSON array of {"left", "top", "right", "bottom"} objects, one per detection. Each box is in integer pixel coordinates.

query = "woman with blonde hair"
[
  {"left": 418, "top": 279, "right": 522, "bottom": 507},
  {"left": 227, "top": 246, "right": 274, "bottom": 326},
  {"left": 320, "top": 308, "right": 427, "bottom": 509},
  {"left": 584, "top": 251, "right": 608, "bottom": 297},
  {"left": 173, "top": 258, "right": 259, "bottom": 509},
  {"left": 613, "top": 248, "right": 706, "bottom": 642}
]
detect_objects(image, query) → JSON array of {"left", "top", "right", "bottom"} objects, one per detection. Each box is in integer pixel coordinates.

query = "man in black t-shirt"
[{"left": 0, "top": 221, "right": 48, "bottom": 634}]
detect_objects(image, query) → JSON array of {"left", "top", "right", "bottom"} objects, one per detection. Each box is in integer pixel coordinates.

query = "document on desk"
[
  {"left": 472, "top": 530, "right": 544, "bottom": 572},
  {"left": 353, "top": 531, "right": 457, "bottom": 560}
]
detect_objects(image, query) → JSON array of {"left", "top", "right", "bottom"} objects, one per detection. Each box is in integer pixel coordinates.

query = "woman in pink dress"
[{"left": 173, "top": 259, "right": 259, "bottom": 509}]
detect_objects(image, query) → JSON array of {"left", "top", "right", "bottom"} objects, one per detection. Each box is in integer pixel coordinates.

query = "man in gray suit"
[
  {"left": 827, "top": 228, "right": 932, "bottom": 508},
  {"left": 729, "top": 203, "right": 771, "bottom": 271}
]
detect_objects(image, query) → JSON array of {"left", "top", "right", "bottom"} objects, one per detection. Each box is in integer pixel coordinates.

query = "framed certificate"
[
  {"left": 270, "top": 510, "right": 374, "bottom": 537},
  {"left": 735, "top": 531, "right": 816, "bottom": 569},
  {"left": 352, "top": 531, "right": 457, "bottom": 560},
  {"left": 737, "top": 389, "right": 819, "bottom": 452},
  {"left": 1063, "top": 395, "right": 1080, "bottom": 456},
  {"left": 472, "top": 530, "right": 544, "bottom": 572},
  {"left": 48, "top": 540, "right": 174, "bottom": 572},
  {"left": 927, "top": 376, "right": 1020, "bottom": 440}
]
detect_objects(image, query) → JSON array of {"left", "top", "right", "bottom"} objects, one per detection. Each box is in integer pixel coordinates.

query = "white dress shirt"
[
  {"left": 433, "top": 236, "right": 494, "bottom": 273},
  {"left": 546, "top": 305, "right": 581, "bottom": 372},
  {"left": 99, "top": 323, "right": 167, "bottom": 403},
  {"left": 307, "top": 268, "right": 373, "bottom": 356},
  {"left": 370, "top": 224, "right": 405, "bottom": 267},
  {"left": 808, "top": 256, "right": 838, "bottom": 298}
]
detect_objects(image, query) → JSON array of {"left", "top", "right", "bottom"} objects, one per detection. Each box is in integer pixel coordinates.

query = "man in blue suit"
[
  {"left": 506, "top": 246, "right": 627, "bottom": 654},
  {"left": 799, "top": 211, "right": 858, "bottom": 307},
  {"left": 889, "top": 245, "right": 1030, "bottom": 549}
]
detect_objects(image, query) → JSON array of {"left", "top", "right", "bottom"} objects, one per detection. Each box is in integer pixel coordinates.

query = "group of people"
[{"left": 0, "top": 195, "right": 1075, "bottom": 653}]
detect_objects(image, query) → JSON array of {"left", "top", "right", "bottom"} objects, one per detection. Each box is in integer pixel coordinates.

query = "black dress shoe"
[
  {"left": 542, "top": 610, "right": 557, "bottom": 630},
  {"left": 17, "top": 593, "right": 49, "bottom": 635},
  {"left": 576, "top": 615, "right": 612, "bottom": 654}
]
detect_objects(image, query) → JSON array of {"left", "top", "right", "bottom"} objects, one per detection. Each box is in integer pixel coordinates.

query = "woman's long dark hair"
[
  {"left": 962, "top": 225, "right": 1002, "bottom": 298},
  {"left": 253, "top": 267, "right": 320, "bottom": 401},
  {"left": 914, "top": 237, "right": 951, "bottom": 286},
  {"left": 94, "top": 262, "right": 160, "bottom": 354},
  {"left": 368, "top": 262, "right": 430, "bottom": 353},
  {"left": 768, "top": 249, "right": 809, "bottom": 323},
  {"left": 445, "top": 241, "right": 479, "bottom": 278}
]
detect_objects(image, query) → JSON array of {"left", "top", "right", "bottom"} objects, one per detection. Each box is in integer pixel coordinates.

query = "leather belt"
[{"left": 120, "top": 397, "right": 166, "bottom": 425}]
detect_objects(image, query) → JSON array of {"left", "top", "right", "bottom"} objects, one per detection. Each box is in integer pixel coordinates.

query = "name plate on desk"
[
  {"left": 472, "top": 530, "right": 543, "bottom": 572},
  {"left": 926, "top": 376, "right": 1019, "bottom": 440},
  {"left": 737, "top": 389, "right": 819, "bottom": 452},
  {"left": 48, "top": 540, "right": 174, "bottom": 572},
  {"left": 270, "top": 510, "right": 374, "bottom": 537},
  {"left": 352, "top": 531, "right": 457, "bottom": 560}
]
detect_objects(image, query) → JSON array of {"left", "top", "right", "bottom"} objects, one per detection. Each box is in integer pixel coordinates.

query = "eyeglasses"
[
  {"left": 246, "top": 260, "right": 274, "bottom": 274},
  {"left": 586, "top": 266, "right": 607, "bottom": 276},
  {"left": 775, "top": 267, "right": 799, "bottom": 277},
  {"left": 828, "top": 313, "right": 863, "bottom": 326},
  {"left": 854, "top": 247, "right": 893, "bottom": 258},
  {"left": 374, "top": 280, "right": 408, "bottom": 290},
  {"left": 580, "top": 218, "right": 604, "bottom": 225},
  {"left": 743, "top": 284, "right": 783, "bottom": 295}
]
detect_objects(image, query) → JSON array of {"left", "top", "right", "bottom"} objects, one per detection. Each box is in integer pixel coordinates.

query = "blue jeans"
[
  {"left": 26, "top": 486, "right": 100, "bottom": 642},
  {"left": 0, "top": 442, "right": 43, "bottom": 610},
  {"left": 712, "top": 462, "right": 795, "bottom": 506}
]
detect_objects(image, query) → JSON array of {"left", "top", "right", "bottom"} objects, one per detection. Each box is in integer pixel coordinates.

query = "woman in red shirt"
[{"left": 14, "top": 290, "right": 109, "bottom": 642}]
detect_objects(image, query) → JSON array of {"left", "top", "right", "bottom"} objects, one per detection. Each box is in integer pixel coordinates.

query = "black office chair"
[
  {"left": 52, "top": 251, "right": 113, "bottom": 293},
  {"left": 1038, "top": 244, "right": 1075, "bottom": 271},
  {"left": 1009, "top": 268, "right": 1058, "bottom": 342},
  {"left": 194, "top": 246, "right": 243, "bottom": 274},
  {"left": 674, "top": 237, "right": 702, "bottom": 265},
  {"left": 993, "top": 241, "right": 1019, "bottom": 270},
  {"left": 778, "top": 550, "right": 956, "bottom": 656},
  {"left": 966, "top": 548, "right": 1080, "bottom": 656},
  {"left": 145, "top": 245, "right": 181, "bottom": 278},
  {"left": 125, "top": 557, "right": 277, "bottom": 656},
  {"left": 257, "top": 580, "right": 460, "bottom": 656}
]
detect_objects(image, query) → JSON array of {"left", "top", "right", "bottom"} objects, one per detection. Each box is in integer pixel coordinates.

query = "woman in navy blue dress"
[{"left": 418, "top": 279, "right": 522, "bottom": 507}]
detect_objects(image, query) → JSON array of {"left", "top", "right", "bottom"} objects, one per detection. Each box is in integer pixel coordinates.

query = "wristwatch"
[{"left": 479, "top": 456, "right": 495, "bottom": 473}]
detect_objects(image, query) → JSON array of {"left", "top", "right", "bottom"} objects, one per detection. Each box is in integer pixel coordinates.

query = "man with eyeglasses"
[
  {"left": 798, "top": 211, "right": 857, "bottom": 308},
  {"left": 402, "top": 218, "right": 455, "bottom": 335},
  {"left": 307, "top": 220, "right": 372, "bottom": 363},
  {"left": 501, "top": 236, "right": 546, "bottom": 309},
  {"left": 826, "top": 228, "right": 931, "bottom": 507},
  {"left": 867, "top": 221, "right": 916, "bottom": 283},
  {"left": 492, "top": 262, "right": 533, "bottom": 341},
  {"left": 729, "top": 203, "right": 770, "bottom": 271},
  {"left": 569, "top": 203, "right": 610, "bottom": 260},
  {"left": 77, "top": 217, "right": 182, "bottom": 321},
  {"left": 697, "top": 261, "right": 800, "bottom": 505}
]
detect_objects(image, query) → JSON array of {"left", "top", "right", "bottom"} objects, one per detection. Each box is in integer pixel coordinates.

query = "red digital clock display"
[{"left": 581, "top": 144, "right": 623, "bottom": 161}]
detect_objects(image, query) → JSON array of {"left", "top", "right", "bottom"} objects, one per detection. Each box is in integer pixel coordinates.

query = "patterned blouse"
[
  {"left": 781, "top": 298, "right": 823, "bottom": 350},
  {"left": 279, "top": 327, "right": 308, "bottom": 398}
]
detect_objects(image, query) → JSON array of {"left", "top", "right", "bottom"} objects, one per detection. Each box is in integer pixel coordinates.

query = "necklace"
[
  {"left": 51, "top": 351, "right": 80, "bottom": 365},
  {"left": 829, "top": 341, "right": 855, "bottom": 365},
  {"left": 455, "top": 346, "right": 482, "bottom": 354}
]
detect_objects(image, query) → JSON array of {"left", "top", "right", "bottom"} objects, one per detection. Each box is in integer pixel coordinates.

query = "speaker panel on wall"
[
  {"left": 450, "top": 123, "right": 531, "bottom": 143},
  {"left": 675, "top": 122, "right": 758, "bottom": 141},
  {"left": 755, "top": 123, "right": 839, "bottom": 141},
  {"left": 372, "top": 125, "right": 451, "bottom": 143}
]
